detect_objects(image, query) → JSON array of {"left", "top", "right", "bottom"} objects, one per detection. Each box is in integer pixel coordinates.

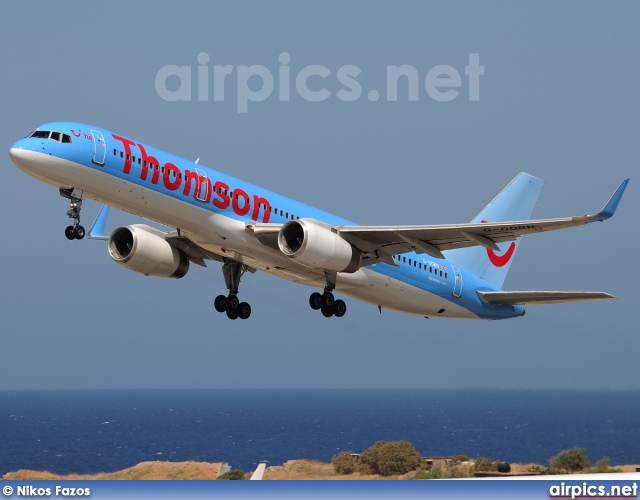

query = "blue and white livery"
[{"left": 9, "top": 122, "right": 629, "bottom": 321}]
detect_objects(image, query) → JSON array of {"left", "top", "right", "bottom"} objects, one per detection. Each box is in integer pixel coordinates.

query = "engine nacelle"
[
  {"left": 108, "top": 225, "right": 189, "bottom": 278},
  {"left": 278, "top": 219, "right": 361, "bottom": 273}
]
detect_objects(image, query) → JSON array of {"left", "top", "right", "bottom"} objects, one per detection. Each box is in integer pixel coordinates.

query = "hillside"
[{"left": 3, "top": 460, "right": 639, "bottom": 480}]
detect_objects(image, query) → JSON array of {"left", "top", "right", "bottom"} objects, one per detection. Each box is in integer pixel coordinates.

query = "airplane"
[{"left": 9, "top": 122, "right": 629, "bottom": 321}]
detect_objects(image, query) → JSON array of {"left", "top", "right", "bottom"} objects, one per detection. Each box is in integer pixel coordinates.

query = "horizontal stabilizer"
[{"left": 477, "top": 290, "right": 615, "bottom": 305}]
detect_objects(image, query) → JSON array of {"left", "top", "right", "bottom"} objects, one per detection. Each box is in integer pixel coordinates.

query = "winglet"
[
  {"left": 593, "top": 178, "right": 630, "bottom": 221},
  {"left": 88, "top": 205, "right": 111, "bottom": 240}
]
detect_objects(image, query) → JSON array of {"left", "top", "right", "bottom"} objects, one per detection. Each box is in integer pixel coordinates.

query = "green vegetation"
[
  {"left": 527, "top": 465, "right": 567, "bottom": 475},
  {"left": 358, "top": 440, "right": 424, "bottom": 476},
  {"left": 332, "top": 441, "right": 424, "bottom": 476},
  {"left": 549, "top": 448, "right": 591, "bottom": 472},
  {"left": 412, "top": 465, "right": 469, "bottom": 479},
  {"left": 592, "top": 457, "right": 622, "bottom": 473},
  {"left": 218, "top": 469, "right": 247, "bottom": 480},
  {"left": 473, "top": 457, "right": 498, "bottom": 472},
  {"left": 331, "top": 451, "right": 358, "bottom": 475},
  {"left": 450, "top": 455, "right": 471, "bottom": 466}
]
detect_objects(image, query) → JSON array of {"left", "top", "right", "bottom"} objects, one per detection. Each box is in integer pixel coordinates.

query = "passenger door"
[{"left": 90, "top": 130, "right": 106, "bottom": 166}]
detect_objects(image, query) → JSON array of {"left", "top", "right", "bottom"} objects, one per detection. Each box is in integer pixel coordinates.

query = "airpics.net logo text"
[{"left": 155, "top": 52, "right": 484, "bottom": 113}]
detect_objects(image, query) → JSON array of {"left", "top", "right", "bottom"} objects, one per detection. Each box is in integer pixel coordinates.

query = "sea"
[{"left": 1, "top": 389, "right": 639, "bottom": 475}]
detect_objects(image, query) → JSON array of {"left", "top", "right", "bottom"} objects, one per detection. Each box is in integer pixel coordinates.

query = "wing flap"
[{"left": 476, "top": 290, "right": 615, "bottom": 305}]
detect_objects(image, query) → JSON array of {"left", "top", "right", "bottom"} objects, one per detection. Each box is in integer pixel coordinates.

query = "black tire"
[
  {"left": 226, "top": 308, "right": 239, "bottom": 320},
  {"left": 74, "top": 225, "right": 85, "bottom": 240},
  {"left": 65, "top": 226, "right": 76, "bottom": 240},
  {"left": 309, "top": 292, "right": 322, "bottom": 310},
  {"left": 238, "top": 302, "right": 251, "bottom": 320},
  {"left": 321, "top": 304, "right": 334, "bottom": 317},
  {"left": 333, "top": 299, "right": 347, "bottom": 318},
  {"left": 214, "top": 295, "right": 227, "bottom": 312},
  {"left": 321, "top": 292, "right": 334, "bottom": 309},
  {"left": 227, "top": 294, "right": 240, "bottom": 310}
]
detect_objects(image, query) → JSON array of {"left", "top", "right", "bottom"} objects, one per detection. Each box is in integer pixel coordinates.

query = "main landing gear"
[
  {"left": 309, "top": 273, "right": 347, "bottom": 318},
  {"left": 60, "top": 188, "right": 85, "bottom": 240},
  {"left": 213, "top": 259, "right": 252, "bottom": 320}
]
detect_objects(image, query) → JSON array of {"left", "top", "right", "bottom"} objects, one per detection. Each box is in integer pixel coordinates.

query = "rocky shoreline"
[{"left": 3, "top": 460, "right": 640, "bottom": 480}]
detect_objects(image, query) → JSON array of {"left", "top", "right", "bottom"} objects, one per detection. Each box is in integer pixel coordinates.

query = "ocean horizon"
[{"left": 1, "top": 389, "right": 639, "bottom": 475}]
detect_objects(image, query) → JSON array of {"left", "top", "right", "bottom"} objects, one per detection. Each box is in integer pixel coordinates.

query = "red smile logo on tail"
[
  {"left": 487, "top": 243, "right": 516, "bottom": 267},
  {"left": 481, "top": 220, "right": 516, "bottom": 267}
]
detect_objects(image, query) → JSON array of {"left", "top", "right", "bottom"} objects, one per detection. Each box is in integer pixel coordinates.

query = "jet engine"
[
  {"left": 278, "top": 219, "right": 361, "bottom": 273},
  {"left": 108, "top": 224, "right": 189, "bottom": 278}
]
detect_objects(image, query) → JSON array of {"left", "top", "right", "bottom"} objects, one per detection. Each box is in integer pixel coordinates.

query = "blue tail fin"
[{"left": 445, "top": 173, "right": 544, "bottom": 288}]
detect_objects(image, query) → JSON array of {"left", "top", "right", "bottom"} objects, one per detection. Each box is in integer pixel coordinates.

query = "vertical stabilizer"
[{"left": 445, "top": 172, "right": 544, "bottom": 288}]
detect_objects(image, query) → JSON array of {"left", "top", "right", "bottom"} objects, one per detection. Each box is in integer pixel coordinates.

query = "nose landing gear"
[{"left": 60, "top": 188, "right": 85, "bottom": 240}]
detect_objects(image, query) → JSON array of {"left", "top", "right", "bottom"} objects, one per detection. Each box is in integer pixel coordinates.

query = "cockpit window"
[{"left": 29, "top": 130, "right": 72, "bottom": 143}]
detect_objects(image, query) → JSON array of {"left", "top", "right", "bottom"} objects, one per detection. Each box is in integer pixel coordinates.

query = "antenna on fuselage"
[{"left": 195, "top": 158, "right": 200, "bottom": 164}]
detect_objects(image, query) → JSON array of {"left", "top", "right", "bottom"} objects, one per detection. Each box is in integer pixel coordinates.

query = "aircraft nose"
[{"left": 10, "top": 148, "right": 28, "bottom": 172}]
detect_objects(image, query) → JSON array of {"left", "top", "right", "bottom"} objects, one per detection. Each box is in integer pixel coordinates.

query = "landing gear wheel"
[
  {"left": 238, "top": 302, "right": 251, "bottom": 320},
  {"left": 217, "top": 259, "right": 253, "bottom": 320},
  {"left": 227, "top": 294, "right": 240, "bottom": 310},
  {"left": 73, "top": 225, "right": 85, "bottom": 240},
  {"left": 321, "top": 303, "right": 334, "bottom": 317},
  {"left": 321, "top": 291, "right": 335, "bottom": 309},
  {"left": 65, "top": 226, "right": 76, "bottom": 240},
  {"left": 214, "top": 295, "right": 227, "bottom": 313},
  {"left": 333, "top": 299, "right": 347, "bottom": 318},
  {"left": 309, "top": 292, "right": 322, "bottom": 310}
]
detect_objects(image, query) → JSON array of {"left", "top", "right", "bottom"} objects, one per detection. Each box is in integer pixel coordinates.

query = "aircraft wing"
[
  {"left": 247, "top": 178, "right": 628, "bottom": 266},
  {"left": 335, "top": 178, "right": 629, "bottom": 263}
]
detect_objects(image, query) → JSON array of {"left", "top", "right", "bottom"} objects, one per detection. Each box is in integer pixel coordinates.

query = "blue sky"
[{"left": 0, "top": 1, "right": 638, "bottom": 389}]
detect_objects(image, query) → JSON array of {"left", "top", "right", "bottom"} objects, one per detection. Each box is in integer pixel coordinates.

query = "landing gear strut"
[
  {"left": 213, "top": 259, "right": 252, "bottom": 320},
  {"left": 309, "top": 272, "right": 347, "bottom": 318},
  {"left": 60, "top": 188, "right": 85, "bottom": 240}
]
